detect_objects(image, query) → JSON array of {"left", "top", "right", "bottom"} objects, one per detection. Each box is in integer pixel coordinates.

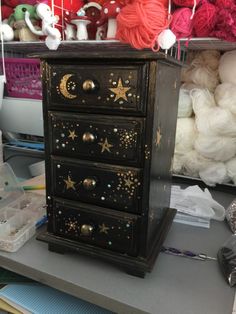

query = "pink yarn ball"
[
  {"left": 193, "top": 2, "right": 217, "bottom": 37},
  {"left": 215, "top": 0, "right": 234, "bottom": 9},
  {"left": 170, "top": 8, "right": 194, "bottom": 39},
  {"left": 210, "top": 4, "right": 236, "bottom": 41},
  {"left": 173, "top": 0, "right": 200, "bottom": 8}
]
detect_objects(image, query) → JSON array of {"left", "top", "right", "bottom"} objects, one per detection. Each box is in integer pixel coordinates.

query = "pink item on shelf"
[
  {"left": 210, "top": 0, "right": 236, "bottom": 42},
  {"left": 170, "top": 8, "right": 194, "bottom": 39},
  {"left": 193, "top": 1, "right": 217, "bottom": 37},
  {"left": 116, "top": 0, "right": 169, "bottom": 51},
  {"left": 172, "top": 0, "right": 200, "bottom": 8},
  {"left": 0, "top": 58, "right": 42, "bottom": 100}
]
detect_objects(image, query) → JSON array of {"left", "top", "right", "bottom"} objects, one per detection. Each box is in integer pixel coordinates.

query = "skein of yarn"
[
  {"left": 170, "top": 8, "right": 194, "bottom": 39},
  {"left": 116, "top": 0, "right": 169, "bottom": 50},
  {"left": 193, "top": 2, "right": 217, "bottom": 37},
  {"left": 173, "top": 0, "right": 200, "bottom": 7}
]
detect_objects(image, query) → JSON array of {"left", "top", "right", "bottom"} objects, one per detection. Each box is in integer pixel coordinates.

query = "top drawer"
[{"left": 45, "top": 61, "right": 148, "bottom": 115}]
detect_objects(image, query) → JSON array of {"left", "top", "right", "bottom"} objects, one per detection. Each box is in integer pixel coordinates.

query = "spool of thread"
[
  {"left": 193, "top": 2, "right": 217, "bottom": 37},
  {"left": 170, "top": 8, "right": 194, "bottom": 39},
  {"left": 116, "top": 0, "right": 169, "bottom": 50},
  {"left": 0, "top": 130, "right": 3, "bottom": 165}
]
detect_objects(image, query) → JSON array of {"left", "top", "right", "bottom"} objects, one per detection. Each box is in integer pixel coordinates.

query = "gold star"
[
  {"left": 64, "top": 175, "right": 76, "bottom": 190},
  {"left": 124, "top": 177, "right": 133, "bottom": 188},
  {"left": 155, "top": 127, "right": 162, "bottom": 146},
  {"left": 98, "top": 138, "right": 113, "bottom": 153},
  {"left": 109, "top": 78, "right": 131, "bottom": 102},
  {"left": 68, "top": 130, "right": 78, "bottom": 140},
  {"left": 99, "top": 223, "right": 110, "bottom": 234}
]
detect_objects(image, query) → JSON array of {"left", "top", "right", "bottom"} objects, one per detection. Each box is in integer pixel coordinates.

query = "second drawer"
[
  {"left": 51, "top": 157, "right": 143, "bottom": 214},
  {"left": 48, "top": 112, "right": 145, "bottom": 166}
]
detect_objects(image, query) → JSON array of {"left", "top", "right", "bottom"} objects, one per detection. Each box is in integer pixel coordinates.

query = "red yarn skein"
[
  {"left": 193, "top": 2, "right": 217, "bottom": 37},
  {"left": 170, "top": 8, "right": 193, "bottom": 39},
  {"left": 116, "top": 0, "right": 169, "bottom": 50},
  {"left": 173, "top": 0, "right": 200, "bottom": 8}
]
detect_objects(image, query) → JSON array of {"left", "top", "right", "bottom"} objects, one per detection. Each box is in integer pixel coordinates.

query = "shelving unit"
[{"left": 2, "top": 38, "right": 236, "bottom": 55}]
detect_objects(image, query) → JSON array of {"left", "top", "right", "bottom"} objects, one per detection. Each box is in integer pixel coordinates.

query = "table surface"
[{"left": 0, "top": 186, "right": 235, "bottom": 314}]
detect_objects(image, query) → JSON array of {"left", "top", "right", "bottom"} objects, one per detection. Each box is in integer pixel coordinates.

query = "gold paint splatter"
[{"left": 155, "top": 127, "right": 162, "bottom": 146}]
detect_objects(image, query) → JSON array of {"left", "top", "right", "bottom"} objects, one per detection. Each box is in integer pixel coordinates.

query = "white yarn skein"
[
  {"left": 190, "top": 88, "right": 236, "bottom": 137},
  {"left": 177, "top": 88, "right": 193, "bottom": 118},
  {"left": 195, "top": 106, "right": 236, "bottom": 137},
  {"left": 191, "top": 88, "right": 216, "bottom": 116},
  {"left": 175, "top": 118, "right": 196, "bottom": 154},
  {"left": 215, "top": 83, "right": 236, "bottom": 116},
  {"left": 219, "top": 50, "right": 236, "bottom": 84},
  {"left": 189, "top": 66, "right": 219, "bottom": 92},
  {"left": 181, "top": 150, "right": 212, "bottom": 177},
  {"left": 194, "top": 134, "right": 236, "bottom": 162},
  {"left": 191, "top": 50, "right": 221, "bottom": 71},
  {"left": 172, "top": 153, "right": 184, "bottom": 174},
  {"left": 225, "top": 158, "right": 236, "bottom": 184},
  {"left": 0, "top": 130, "right": 2, "bottom": 164},
  {"left": 199, "top": 163, "right": 230, "bottom": 187}
]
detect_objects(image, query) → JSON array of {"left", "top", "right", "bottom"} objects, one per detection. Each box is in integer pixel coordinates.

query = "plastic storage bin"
[
  {"left": 0, "top": 163, "right": 46, "bottom": 252},
  {"left": 0, "top": 58, "right": 42, "bottom": 100}
]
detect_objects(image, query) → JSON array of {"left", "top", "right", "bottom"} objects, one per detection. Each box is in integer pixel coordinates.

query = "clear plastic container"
[
  {"left": 0, "top": 211, "right": 35, "bottom": 252},
  {"left": 0, "top": 163, "right": 46, "bottom": 252}
]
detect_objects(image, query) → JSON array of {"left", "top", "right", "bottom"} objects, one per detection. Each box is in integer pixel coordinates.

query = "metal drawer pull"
[
  {"left": 82, "top": 177, "right": 97, "bottom": 190},
  {"left": 82, "top": 79, "right": 97, "bottom": 92},
  {"left": 80, "top": 224, "right": 93, "bottom": 236},
  {"left": 82, "top": 132, "right": 96, "bottom": 143}
]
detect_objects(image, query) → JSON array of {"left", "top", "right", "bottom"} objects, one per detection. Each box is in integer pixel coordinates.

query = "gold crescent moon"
[{"left": 59, "top": 74, "right": 77, "bottom": 99}]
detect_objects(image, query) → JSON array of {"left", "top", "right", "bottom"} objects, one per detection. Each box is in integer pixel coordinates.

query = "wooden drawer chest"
[{"left": 38, "top": 44, "right": 182, "bottom": 277}]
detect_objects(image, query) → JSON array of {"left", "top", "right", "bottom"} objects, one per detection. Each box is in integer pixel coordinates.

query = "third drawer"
[{"left": 51, "top": 157, "right": 143, "bottom": 214}]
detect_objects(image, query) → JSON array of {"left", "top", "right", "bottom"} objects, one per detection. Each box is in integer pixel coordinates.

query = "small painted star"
[
  {"left": 124, "top": 177, "right": 133, "bottom": 188},
  {"left": 98, "top": 138, "right": 113, "bottom": 153},
  {"left": 155, "top": 127, "right": 162, "bottom": 146},
  {"left": 109, "top": 78, "right": 131, "bottom": 102},
  {"left": 68, "top": 130, "right": 78, "bottom": 140},
  {"left": 99, "top": 223, "right": 110, "bottom": 234},
  {"left": 64, "top": 175, "right": 76, "bottom": 190}
]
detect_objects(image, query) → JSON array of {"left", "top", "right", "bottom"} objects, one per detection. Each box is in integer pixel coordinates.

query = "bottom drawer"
[{"left": 53, "top": 198, "right": 140, "bottom": 256}]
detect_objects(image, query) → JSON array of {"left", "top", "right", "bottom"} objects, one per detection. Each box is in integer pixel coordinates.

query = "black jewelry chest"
[{"left": 37, "top": 43, "right": 182, "bottom": 277}]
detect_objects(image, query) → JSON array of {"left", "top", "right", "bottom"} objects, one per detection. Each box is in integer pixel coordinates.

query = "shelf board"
[{"left": 180, "top": 37, "right": 236, "bottom": 50}]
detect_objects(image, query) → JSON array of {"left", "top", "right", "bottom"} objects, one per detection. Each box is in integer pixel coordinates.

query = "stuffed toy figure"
[{"left": 8, "top": 4, "right": 40, "bottom": 41}]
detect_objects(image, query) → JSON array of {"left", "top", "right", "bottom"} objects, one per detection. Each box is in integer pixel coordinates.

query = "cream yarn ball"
[
  {"left": 219, "top": 50, "right": 236, "bottom": 84},
  {"left": 215, "top": 83, "right": 236, "bottom": 116}
]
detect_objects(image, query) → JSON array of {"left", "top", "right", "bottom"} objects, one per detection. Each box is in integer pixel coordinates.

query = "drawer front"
[
  {"left": 46, "top": 62, "right": 148, "bottom": 114},
  {"left": 49, "top": 112, "right": 145, "bottom": 166},
  {"left": 53, "top": 199, "right": 140, "bottom": 256},
  {"left": 52, "top": 158, "right": 143, "bottom": 213}
]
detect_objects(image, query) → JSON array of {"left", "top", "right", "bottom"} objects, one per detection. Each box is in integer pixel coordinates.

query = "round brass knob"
[
  {"left": 80, "top": 224, "right": 93, "bottom": 236},
  {"left": 82, "top": 177, "right": 97, "bottom": 191},
  {"left": 82, "top": 132, "right": 96, "bottom": 143},
  {"left": 82, "top": 79, "right": 96, "bottom": 92}
]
